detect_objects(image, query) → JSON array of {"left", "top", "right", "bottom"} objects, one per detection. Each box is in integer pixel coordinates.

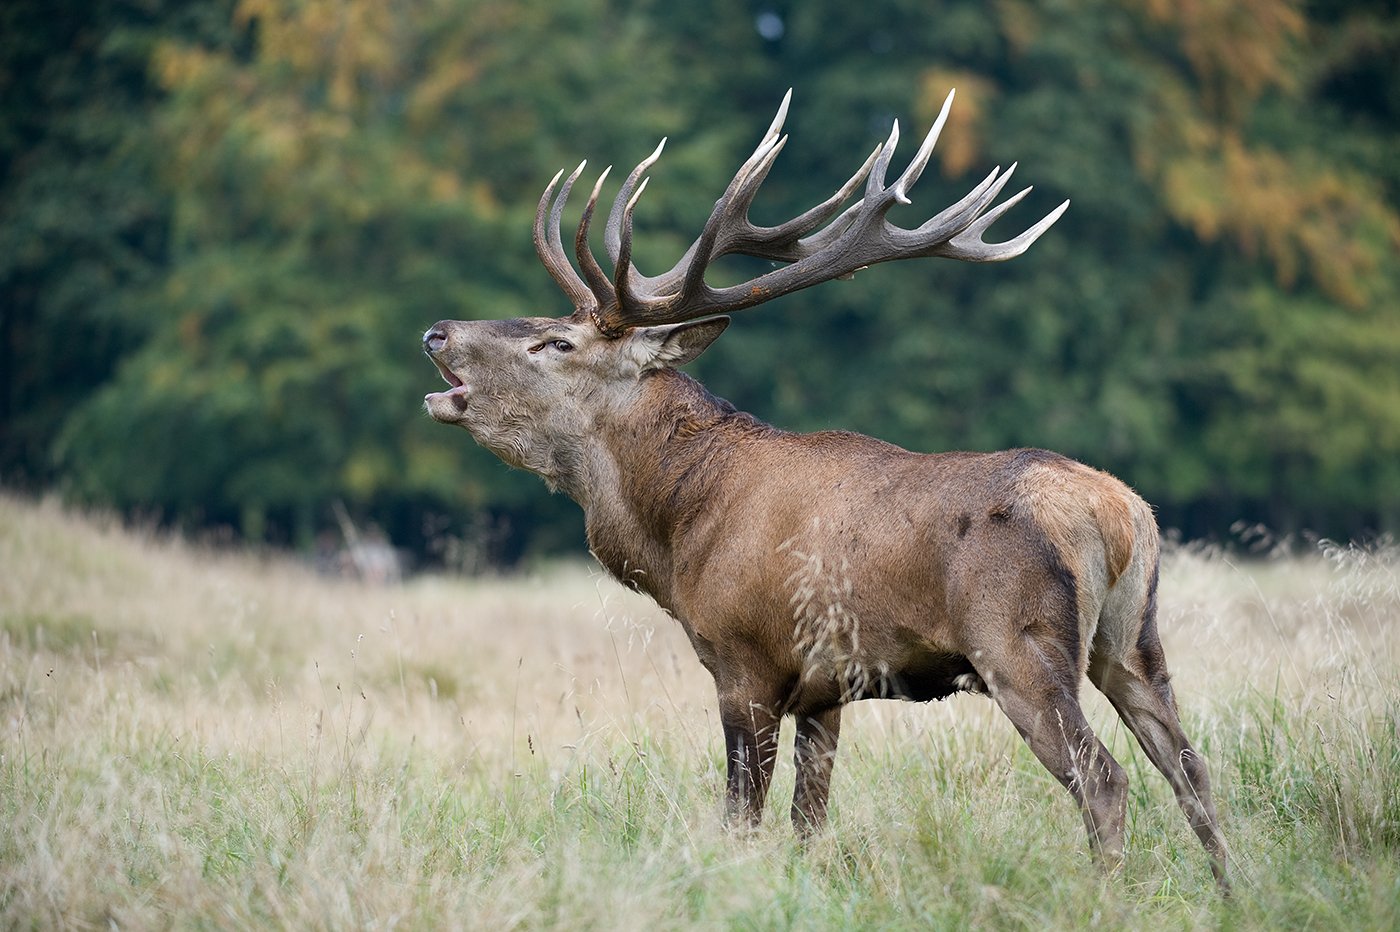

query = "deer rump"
[{"left": 422, "top": 89, "right": 1230, "bottom": 889}]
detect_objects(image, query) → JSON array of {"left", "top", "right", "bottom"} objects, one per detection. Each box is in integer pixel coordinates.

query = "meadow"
[{"left": 2, "top": 491, "right": 1397, "bottom": 929}]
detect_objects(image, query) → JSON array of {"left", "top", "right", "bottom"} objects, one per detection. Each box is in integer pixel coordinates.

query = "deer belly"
[{"left": 796, "top": 644, "right": 985, "bottom": 705}]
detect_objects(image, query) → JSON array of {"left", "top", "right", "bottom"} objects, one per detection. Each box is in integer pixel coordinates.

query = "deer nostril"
[{"left": 423, "top": 327, "right": 448, "bottom": 353}]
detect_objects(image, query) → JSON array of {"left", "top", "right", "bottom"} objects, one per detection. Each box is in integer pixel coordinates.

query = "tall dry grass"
[{"left": 2, "top": 492, "right": 1397, "bottom": 928}]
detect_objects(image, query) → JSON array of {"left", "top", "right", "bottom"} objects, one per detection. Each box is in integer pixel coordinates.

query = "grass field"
[{"left": 2, "top": 492, "right": 1397, "bottom": 929}]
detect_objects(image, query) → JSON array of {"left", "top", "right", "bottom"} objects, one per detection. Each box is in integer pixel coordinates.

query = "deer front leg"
[
  {"left": 719, "top": 694, "right": 781, "bottom": 828},
  {"left": 791, "top": 706, "right": 842, "bottom": 835}
]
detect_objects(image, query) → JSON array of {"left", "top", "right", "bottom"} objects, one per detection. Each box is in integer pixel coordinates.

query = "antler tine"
[
  {"left": 598, "top": 94, "right": 794, "bottom": 325},
  {"left": 605, "top": 138, "right": 666, "bottom": 266},
  {"left": 604, "top": 90, "right": 843, "bottom": 326},
  {"left": 727, "top": 134, "right": 789, "bottom": 218},
  {"left": 865, "top": 118, "right": 903, "bottom": 202},
  {"left": 942, "top": 190, "right": 1072, "bottom": 262},
  {"left": 907, "top": 164, "right": 1015, "bottom": 246},
  {"left": 573, "top": 167, "right": 617, "bottom": 312},
  {"left": 764, "top": 88, "right": 794, "bottom": 146},
  {"left": 668, "top": 127, "right": 791, "bottom": 307},
  {"left": 892, "top": 88, "right": 954, "bottom": 205},
  {"left": 612, "top": 176, "right": 651, "bottom": 317},
  {"left": 702, "top": 133, "right": 788, "bottom": 257},
  {"left": 728, "top": 95, "right": 940, "bottom": 262},
  {"left": 695, "top": 89, "right": 794, "bottom": 246},
  {"left": 660, "top": 89, "right": 851, "bottom": 292},
  {"left": 754, "top": 144, "right": 881, "bottom": 259},
  {"left": 556, "top": 88, "right": 1068, "bottom": 333},
  {"left": 534, "top": 162, "right": 597, "bottom": 312}
]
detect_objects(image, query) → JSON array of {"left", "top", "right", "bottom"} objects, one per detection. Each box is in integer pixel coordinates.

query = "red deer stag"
[{"left": 423, "top": 90, "right": 1229, "bottom": 886}]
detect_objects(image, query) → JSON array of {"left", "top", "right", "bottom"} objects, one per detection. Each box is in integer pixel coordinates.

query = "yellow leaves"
[
  {"left": 1133, "top": 0, "right": 1304, "bottom": 118},
  {"left": 1115, "top": 0, "right": 1398, "bottom": 309},
  {"left": 466, "top": 181, "right": 501, "bottom": 219},
  {"left": 916, "top": 69, "right": 997, "bottom": 178},
  {"left": 234, "top": 0, "right": 404, "bottom": 112},
  {"left": 152, "top": 44, "right": 219, "bottom": 91},
  {"left": 177, "top": 311, "right": 203, "bottom": 350},
  {"left": 1161, "top": 132, "right": 1400, "bottom": 308},
  {"left": 428, "top": 170, "right": 463, "bottom": 203},
  {"left": 343, "top": 449, "right": 393, "bottom": 498},
  {"left": 408, "top": 59, "right": 483, "bottom": 128},
  {"left": 155, "top": 0, "right": 492, "bottom": 233},
  {"left": 993, "top": 0, "right": 1044, "bottom": 54}
]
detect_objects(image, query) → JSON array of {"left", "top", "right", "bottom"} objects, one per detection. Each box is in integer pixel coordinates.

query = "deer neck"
[{"left": 574, "top": 369, "right": 765, "bottom": 604}]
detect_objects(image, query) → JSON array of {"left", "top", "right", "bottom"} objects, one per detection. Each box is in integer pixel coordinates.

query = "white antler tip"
[
  {"left": 587, "top": 165, "right": 612, "bottom": 199},
  {"left": 626, "top": 176, "right": 651, "bottom": 212},
  {"left": 882, "top": 118, "right": 902, "bottom": 155},
  {"left": 763, "top": 90, "right": 793, "bottom": 143}
]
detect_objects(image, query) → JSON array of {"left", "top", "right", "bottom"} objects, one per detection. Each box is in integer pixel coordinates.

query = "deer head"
[{"left": 424, "top": 89, "right": 1066, "bottom": 495}]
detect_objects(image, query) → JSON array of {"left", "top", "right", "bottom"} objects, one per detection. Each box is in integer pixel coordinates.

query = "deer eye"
[{"left": 528, "top": 338, "right": 574, "bottom": 355}]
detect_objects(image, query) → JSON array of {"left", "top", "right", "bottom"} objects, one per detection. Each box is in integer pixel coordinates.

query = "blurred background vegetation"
[{"left": 2, "top": 0, "right": 1398, "bottom": 566}]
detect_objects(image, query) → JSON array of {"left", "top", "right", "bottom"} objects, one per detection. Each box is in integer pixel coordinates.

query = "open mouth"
[
  {"left": 425, "top": 360, "right": 470, "bottom": 412},
  {"left": 433, "top": 359, "right": 462, "bottom": 388}
]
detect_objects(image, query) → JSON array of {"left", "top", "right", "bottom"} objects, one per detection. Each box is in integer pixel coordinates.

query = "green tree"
[
  {"left": 711, "top": 0, "right": 1400, "bottom": 537},
  {"left": 0, "top": 0, "right": 235, "bottom": 485},
  {"left": 52, "top": 0, "right": 775, "bottom": 555},
  {"left": 9, "top": 0, "right": 1399, "bottom": 557}
]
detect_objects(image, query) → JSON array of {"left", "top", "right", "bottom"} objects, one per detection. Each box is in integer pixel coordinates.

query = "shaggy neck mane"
[
  {"left": 581, "top": 368, "right": 776, "bottom": 598},
  {"left": 632, "top": 368, "right": 776, "bottom": 523}
]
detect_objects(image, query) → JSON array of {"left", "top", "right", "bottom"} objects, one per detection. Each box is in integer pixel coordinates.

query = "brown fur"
[
  {"left": 423, "top": 318, "right": 1229, "bottom": 887},
  {"left": 422, "top": 95, "right": 1230, "bottom": 885}
]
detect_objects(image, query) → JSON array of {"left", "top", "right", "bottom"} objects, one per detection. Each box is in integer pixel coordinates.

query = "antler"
[{"left": 533, "top": 89, "right": 1070, "bottom": 336}]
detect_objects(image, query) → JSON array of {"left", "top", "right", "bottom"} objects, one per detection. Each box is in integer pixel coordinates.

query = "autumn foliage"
[{"left": 3, "top": 0, "right": 1397, "bottom": 558}]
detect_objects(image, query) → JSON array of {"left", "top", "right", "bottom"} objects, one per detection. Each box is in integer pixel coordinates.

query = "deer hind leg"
[
  {"left": 1089, "top": 640, "right": 1230, "bottom": 890},
  {"left": 974, "top": 639, "right": 1129, "bottom": 871},
  {"left": 791, "top": 705, "right": 842, "bottom": 835}
]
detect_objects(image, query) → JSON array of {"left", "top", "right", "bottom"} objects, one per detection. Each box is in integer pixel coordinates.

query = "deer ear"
[{"left": 633, "top": 317, "right": 731, "bottom": 369}]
